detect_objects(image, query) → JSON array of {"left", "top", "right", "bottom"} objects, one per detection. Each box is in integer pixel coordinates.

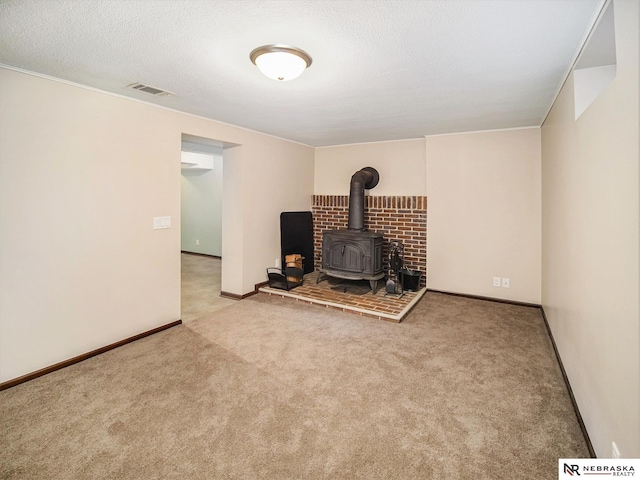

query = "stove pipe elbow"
[{"left": 348, "top": 167, "right": 379, "bottom": 231}]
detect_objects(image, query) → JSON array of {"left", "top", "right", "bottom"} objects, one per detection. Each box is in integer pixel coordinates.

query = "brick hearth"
[{"left": 259, "top": 271, "right": 426, "bottom": 322}]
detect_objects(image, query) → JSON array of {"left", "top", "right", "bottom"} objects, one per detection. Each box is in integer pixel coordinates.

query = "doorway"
[{"left": 180, "top": 134, "right": 235, "bottom": 321}]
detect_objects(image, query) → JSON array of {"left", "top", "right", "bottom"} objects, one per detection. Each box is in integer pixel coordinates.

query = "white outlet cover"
[
  {"left": 502, "top": 278, "right": 510, "bottom": 288},
  {"left": 493, "top": 277, "right": 501, "bottom": 287},
  {"left": 612, "top": 441, "right": 621, "bottom": 458}
]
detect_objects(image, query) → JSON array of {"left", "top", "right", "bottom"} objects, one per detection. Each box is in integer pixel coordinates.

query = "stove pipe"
[{"left": 348, "top": 167, "right": 379, "bottom": 231}]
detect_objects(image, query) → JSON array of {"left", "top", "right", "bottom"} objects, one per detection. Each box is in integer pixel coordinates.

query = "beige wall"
[
  {"left": 541, "top": 0, "right": 639, "bottom": 458},
  {"left": 0, "top": 68, "right": 314, "bottom": 382},
  {"left": 314, "top": 139, "right": 426, "bottom": 195},
  {"left": 425, "top": 128, "right": 542, "bottom": 304}
]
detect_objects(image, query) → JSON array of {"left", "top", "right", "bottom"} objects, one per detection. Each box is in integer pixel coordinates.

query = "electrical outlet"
[
  {"left": 196, "top": 239, "right": 200, "bottom": 246},
  {"left": 275, "top": 258, "right": 281, "bottom": 268},
  {"left": 493, "top": 277, "right": 501, "bottom": 287},
  {"left": 612, "top": 441, "right": 621, "bottom": 459},
  {"left": 502, "top": 278, "right": 510, "bottom": 288}
]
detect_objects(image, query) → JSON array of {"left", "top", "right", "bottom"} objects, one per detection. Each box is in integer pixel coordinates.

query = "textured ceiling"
[{"left": 0, "top": 0, "right": 604, "bottom": 146}]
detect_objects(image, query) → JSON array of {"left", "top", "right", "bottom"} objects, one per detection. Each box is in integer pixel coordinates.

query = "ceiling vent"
[{"left": 127, "top": 83, "right": 174, "bottom": 97}]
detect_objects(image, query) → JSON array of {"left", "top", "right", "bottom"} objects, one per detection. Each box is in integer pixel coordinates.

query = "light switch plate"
[{"left": 153, "top": 216, "right": 171, "bottom": 229}]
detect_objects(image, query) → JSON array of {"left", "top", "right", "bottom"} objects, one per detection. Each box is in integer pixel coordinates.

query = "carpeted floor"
[{"left": 0, "top": 292, "right": 588, "bottom": 479}]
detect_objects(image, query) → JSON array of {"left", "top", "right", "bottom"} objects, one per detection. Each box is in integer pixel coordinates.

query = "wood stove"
[{"left": 318, "top": 167, "right": 385, "bottom": 292}]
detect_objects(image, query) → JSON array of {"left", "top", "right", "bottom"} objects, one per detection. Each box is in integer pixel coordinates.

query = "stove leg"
[{"left": 370, "top": 279, "right": 378, "bottom": 294}]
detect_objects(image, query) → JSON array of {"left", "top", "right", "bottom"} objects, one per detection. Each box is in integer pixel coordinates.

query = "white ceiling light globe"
[
  {"left": 250, "top": 45, "right": 312, "bottom": 82},
  {"left": 255, "top": 51, "right": 307, "bottom": 81}
]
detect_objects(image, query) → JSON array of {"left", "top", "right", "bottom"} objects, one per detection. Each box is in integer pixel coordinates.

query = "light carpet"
[{"left": 0, "top": 292, "right": 588, "bottom": 479}]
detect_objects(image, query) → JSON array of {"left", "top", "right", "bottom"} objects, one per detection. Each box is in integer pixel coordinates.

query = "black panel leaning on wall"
[{"left": 280, "top": 212, "right": 315, "bottom": 274}]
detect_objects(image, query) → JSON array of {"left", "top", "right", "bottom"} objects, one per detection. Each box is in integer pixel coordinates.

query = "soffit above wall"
[{"left": 575, "top": 2, "right": 617, "bottom": 70}]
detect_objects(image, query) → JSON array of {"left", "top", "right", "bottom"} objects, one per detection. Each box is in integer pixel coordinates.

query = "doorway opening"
[{"left": 180, "top": 133, "right": 236, "bottom": 321}]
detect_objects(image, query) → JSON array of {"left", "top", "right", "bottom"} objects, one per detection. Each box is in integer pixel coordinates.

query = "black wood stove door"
[{"left": 327, "top": 242, "right": 366, "bottom": 273}]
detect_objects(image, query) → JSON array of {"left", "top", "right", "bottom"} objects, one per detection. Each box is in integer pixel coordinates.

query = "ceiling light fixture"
[{"left": 250, "top": 44, "right": 312, "bottom": 81}]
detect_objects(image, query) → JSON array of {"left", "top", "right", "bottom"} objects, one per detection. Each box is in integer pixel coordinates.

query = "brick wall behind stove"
[{"left": 312, "top": 195, "right": 427, "bottom": 287}]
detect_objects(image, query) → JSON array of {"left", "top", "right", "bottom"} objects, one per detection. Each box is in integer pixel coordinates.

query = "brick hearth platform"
[{"left": 259, "top": 271, "right": 426, "bottom": 322}]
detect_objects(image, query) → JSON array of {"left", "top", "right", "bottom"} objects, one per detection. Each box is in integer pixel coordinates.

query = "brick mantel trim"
[{"left": 312, "top": 195, "right": 427, "bottom": 287}]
